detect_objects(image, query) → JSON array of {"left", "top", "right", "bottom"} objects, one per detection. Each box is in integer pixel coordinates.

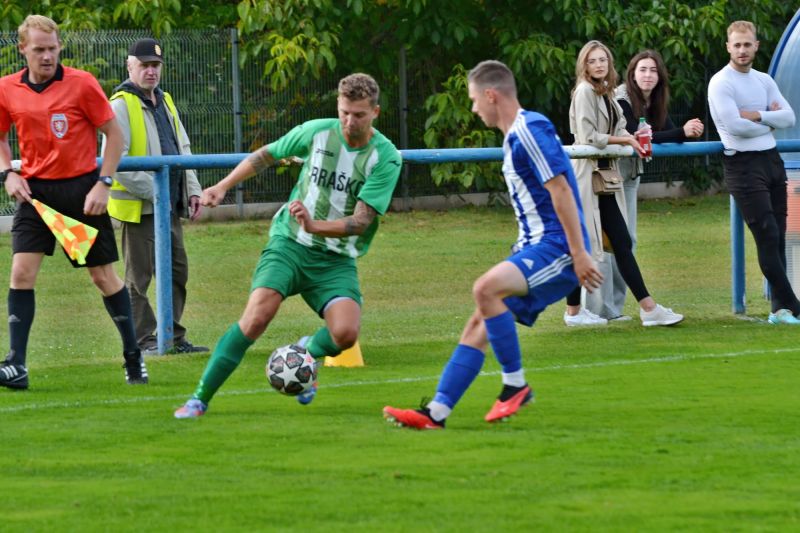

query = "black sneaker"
[
  {"left": 123, "top": 350, "right": 149, "bottom": 384},
  {"left": 170, "top": 340, "right": 209, "bottom": 354},
  {"left": 0, "top": 361, "right": 29, "bottom": 390}
]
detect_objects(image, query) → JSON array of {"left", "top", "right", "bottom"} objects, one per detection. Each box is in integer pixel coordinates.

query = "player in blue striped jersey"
[{"left": 384, "top": 60, "right": 603, "bottom": 429}]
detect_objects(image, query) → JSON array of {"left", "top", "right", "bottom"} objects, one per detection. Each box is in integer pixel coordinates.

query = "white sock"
[
  {"left": 426, "top": 400, "right": 451, "bottom": 422},
  {"left": 502, "top": 370, "right": 526, "bottom": 388}
]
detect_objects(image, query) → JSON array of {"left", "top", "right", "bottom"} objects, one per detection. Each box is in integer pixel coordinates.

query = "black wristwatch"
[
  {"left": 97, "top": 175, "right": 114, "bottom": 186},
  {"left": 0, "top": 168, "right": 13, "bottom": 183}
]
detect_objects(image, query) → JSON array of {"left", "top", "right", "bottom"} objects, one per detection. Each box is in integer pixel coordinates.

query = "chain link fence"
[{"left": 0, "top": 29, "right": 447, "bottom": 215}]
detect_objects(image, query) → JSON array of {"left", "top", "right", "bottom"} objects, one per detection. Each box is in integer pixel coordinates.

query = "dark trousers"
[
  {"left": 724, "top": 148, "right": 800, "bottom": 314},
  {"left": 121, "top": 214, "right": 190, "bottom": 348},
  {"left": 567, "top": 194, "right": 650, "bottom": 306}
]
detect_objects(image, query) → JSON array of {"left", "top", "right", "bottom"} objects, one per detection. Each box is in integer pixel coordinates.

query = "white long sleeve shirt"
[{"left": 708, "top": 64, "right": 795, "bottom": 153}]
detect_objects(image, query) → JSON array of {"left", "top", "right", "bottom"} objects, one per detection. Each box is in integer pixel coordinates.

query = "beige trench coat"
[{"left": 568, "top": 81, "right": 628, "bottom": 261}]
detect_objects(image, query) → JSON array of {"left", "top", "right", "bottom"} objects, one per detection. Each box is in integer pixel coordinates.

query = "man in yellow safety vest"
[{"left": 104, "top": 38, "right": 208, "bottom": 355}]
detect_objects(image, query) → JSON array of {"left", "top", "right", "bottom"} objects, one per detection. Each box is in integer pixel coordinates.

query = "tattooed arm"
[
  {"left": 202, "top": 145, "right": 276, "bottom": 207},
  {"left": 288, "top": 199, "right": 378, "bottom": 237}
]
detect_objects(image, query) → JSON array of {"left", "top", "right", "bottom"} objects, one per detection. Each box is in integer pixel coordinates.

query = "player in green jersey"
[{"left": 175, "top": 73, "right": 402, "bottom": 418}]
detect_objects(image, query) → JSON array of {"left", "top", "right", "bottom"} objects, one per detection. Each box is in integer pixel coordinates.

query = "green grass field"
[{"left": 1, "top": 194, "right": 798, "bottom": 532}]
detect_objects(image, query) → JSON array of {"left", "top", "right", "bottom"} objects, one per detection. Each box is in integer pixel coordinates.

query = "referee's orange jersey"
[{"left": 0, "top": 65, "right": 114, "bottom": 180}]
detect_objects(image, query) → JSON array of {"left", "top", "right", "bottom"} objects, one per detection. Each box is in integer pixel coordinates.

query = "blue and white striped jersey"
[{"left": 502, "top": 109, "right": 589, "bottom": 252}]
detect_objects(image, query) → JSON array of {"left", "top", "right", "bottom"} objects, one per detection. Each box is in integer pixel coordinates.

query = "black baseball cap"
[{"left": 128, "top": 38, "right": 163, "bottom": 63}]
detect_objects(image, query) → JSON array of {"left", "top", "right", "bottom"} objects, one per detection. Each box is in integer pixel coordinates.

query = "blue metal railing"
[{"left": 116, "top": 139, "right": 800, "bottom": 353}]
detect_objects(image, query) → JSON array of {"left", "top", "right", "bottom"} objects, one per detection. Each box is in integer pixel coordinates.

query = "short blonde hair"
[
  {"left": 18, "top": 15, "right": 59, "bottom": 46},
  {"left": 727, "top": 21, "right": 757, "bottom": 39},
  {"left": 338, "top": 73, "right": 380, "bottom": 106},
  {"left": 468, "top": 60, "right": 517, "bottom": 97}
]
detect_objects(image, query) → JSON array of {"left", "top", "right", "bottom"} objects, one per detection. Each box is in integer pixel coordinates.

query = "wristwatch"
[
  {"left": 97, "top": 175, "right": 114, "bottom": 186},
  {"left": 0, "top": 168, "right": 13, "bottom": 183}
]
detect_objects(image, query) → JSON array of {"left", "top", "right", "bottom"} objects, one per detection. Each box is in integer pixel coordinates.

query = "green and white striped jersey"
[{"left": 268, "top": 118, "right": 402, "bottom": 258}]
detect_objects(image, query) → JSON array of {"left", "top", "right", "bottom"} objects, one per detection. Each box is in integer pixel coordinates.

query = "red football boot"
[
  {"left": 484, "top": 385, "right": 534, "bottom": 422},
  {"left": 383, "top": 405, "right": 445, "bottom": 430}
]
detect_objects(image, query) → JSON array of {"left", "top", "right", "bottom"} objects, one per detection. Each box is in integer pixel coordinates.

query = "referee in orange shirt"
[{"left": 0, "top": 15, "right": 148, "bottom": 389}]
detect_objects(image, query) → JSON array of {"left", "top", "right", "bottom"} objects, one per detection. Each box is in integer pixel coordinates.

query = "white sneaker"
[
  {"left": 640, "top": 304, "right": 684, "bottom": 326},
  {"left": 564, "top": 308, "right": 608, "bottom": 326}
]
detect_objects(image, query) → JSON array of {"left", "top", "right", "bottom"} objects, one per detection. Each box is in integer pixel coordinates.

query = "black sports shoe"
[
  {"left": 0, "top": 361, "right": 28, "bottom": 390},
  {"left": 123, "top": 350, "right": 149, "bottom": 384},
  {"left": 170, "top": 340, "right": 209, "bottom": 354}
]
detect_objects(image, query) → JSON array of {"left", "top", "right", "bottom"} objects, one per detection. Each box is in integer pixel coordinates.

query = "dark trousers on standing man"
[
  {"left": 724, "top": 148, "right": 800, "bottom": 314},
  {"left": 121, "top": 214, "right": 190, "bottom": 349}
]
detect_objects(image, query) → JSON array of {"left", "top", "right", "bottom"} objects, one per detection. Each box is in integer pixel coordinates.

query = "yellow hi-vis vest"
[{"left": 108, "top": 90, "right": 182, "bottom": 223}]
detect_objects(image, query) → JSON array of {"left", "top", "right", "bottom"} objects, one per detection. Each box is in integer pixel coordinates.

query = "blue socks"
[
  {"left": 485, "top": 311, "right": 522, "bottom": 373},
  {"left": 433, "top": 344, "right": 485, "bottom": 408},
  {"left": 431, "top": 311, "right": 523, "bottom": 412}
]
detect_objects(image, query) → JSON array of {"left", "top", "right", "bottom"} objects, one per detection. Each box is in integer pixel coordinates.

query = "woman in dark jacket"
[{"left": 600, "top": 49, "right": 703, "bottom": 319}]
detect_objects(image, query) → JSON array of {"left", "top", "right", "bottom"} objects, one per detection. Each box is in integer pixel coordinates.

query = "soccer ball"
[{"left": 266, "top": 344, "right": 317, "bottom": 396}]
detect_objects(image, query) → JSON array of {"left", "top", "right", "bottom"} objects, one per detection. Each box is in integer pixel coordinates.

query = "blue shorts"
[{"left": 503, "top": 240, "right": 579, "bottom": 326}]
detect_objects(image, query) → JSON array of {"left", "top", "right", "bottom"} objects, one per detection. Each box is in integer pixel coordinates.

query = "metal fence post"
[
  {"left": 231, "top": 28, "right": 245, "bottom": 218},
  {"left": 398, "top": 46, "right": 410, "bottom": 208},
  {"left": 154, "top": 165, "right": 175, "bottom": 354},
  {"left": 730, "top": 195, "right": 746, "bottom": 314}
]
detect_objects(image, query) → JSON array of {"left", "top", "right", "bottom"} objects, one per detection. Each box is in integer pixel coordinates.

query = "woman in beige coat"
[{"left": 563, "top": 40, "right": 683, "bottom": 327}]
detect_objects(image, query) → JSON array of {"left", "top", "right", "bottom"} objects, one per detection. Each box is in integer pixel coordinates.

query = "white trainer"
[
  {"left": 564, "top": 308, "right": 608, "bottom": 326},
  {"left": 640, "top": 304, "right": 684, "bottom": 326}
]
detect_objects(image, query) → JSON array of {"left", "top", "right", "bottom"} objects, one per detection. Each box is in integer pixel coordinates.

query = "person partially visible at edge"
[
  {"left": 708, "top": 20, "right": 800, "bottom": 324},
  {"left": 174, "top": 72, "right": 402, "bottom": 419},
  {"left": 382, "top": 60, "right": 603, "bottom": 430},
  {"left": 103, "top": 37, "right": 208, "bottom": 356},
  {"left": 0, "top": 14, "right": 148, "bottom": 390},
  {"left": 602, "top": 49, "right": 704, "bottom": 318},
  {"left": 563, "top": 40, "right": 684, "bottom": 328}
]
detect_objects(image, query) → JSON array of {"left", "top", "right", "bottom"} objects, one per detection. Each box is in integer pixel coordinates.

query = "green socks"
[
  {"left": 193, "top": 323, "right": 254, "bottom": 404},
  {"left": 306, "top": 327, "right": 341, "bottom": 358}
]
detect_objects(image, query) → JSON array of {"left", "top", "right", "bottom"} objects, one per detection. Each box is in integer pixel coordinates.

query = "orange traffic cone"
[{"left": 324, "top": 341, "right": 364, "bottom": 367}]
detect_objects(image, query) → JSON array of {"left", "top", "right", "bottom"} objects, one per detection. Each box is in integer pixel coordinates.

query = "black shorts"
[{"left": 11, "top": 171, "right": 119, "bottom": 268}]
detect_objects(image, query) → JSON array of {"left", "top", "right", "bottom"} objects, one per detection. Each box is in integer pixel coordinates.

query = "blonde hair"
[
  {"left": 338, "top": 73, "right": 380, "bottom": 106},
  {"left": 18, "top": 15, "right": 59, "bottom": 46},
  {"left": 575, "top": 40, "right": 617, "bottom": 96},
  {"left": 727, "top": 21, "right": 757, "bottom": 39}
]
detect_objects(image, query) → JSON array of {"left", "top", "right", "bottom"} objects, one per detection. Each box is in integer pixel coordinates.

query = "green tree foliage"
[
  {"left": 237, "top": 0, "right": 340, "bottom": 90},
  {"left": 1, "top": 0, "right": 795, "bottom": 191},
  {"left": 0, "top": 0, "right": 239, "bottom": 33},
  {"left": 422, "top": 64, "right": 501, "bottom": 189},
  {"left": 233, "top": 0, "right": 794, "bottom": 190}
]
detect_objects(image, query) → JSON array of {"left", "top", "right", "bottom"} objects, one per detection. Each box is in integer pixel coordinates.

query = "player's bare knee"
[
  {"left": 239, "top": 314, "right": 269, "bottom": 339},
  {"left": 89, "top": 267, "right": 124, "bottom": 295},
  {"left": 472, "top": 275, "right": 499, "bottom": 307},
  {"left": 10, "top": 269, "right": 37, "bottom": 289},
  {"left": 240, "top": 302, "right": 276, "bottom": 338},
  {"left": 330, "top": 326, "right": 358, "bottom": 350},
  {"left": 88, "top": 269, "right": 107, "bottom": 287}
]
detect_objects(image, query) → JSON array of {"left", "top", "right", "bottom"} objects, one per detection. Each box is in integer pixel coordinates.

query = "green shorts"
[{"left": 251, "top": 236, "right": 362, "bottom": 317}]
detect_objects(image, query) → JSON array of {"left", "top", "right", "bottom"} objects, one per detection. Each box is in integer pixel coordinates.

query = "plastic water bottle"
[{"left": 636, "top": 117, "right": 652, "bottom": 161}]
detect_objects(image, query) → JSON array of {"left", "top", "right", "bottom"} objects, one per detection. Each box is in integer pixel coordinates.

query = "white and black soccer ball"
[{"left": 266, "top": 344, "right": 317, "bottom": 396}]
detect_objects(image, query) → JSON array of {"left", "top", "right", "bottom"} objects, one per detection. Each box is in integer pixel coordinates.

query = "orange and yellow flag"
[{"left": 32, "top": 200, "right": 98, "bottom": 265}]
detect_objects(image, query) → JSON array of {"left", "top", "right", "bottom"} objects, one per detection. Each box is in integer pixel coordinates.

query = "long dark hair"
[{"left": 625, "top": 50, "right": 670, "bottom": 130}]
